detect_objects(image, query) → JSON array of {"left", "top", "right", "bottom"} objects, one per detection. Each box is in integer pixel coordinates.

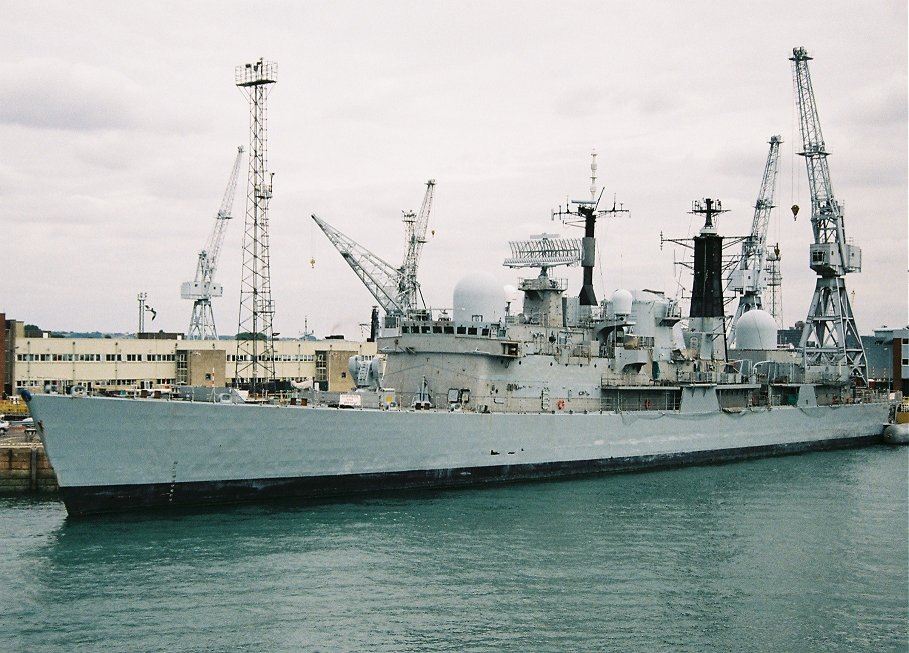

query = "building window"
[
  {"left": 315, "top": 352, "right": 327, "bottom": 383},
  {"left": 175, "top": 352, "right": 188, "bottom": 386}
]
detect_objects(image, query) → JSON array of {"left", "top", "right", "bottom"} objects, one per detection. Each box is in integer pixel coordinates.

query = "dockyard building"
[{"left": 1, "top": 318, "right": 374, "bottom": 397}]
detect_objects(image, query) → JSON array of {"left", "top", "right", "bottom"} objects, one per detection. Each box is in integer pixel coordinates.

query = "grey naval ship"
[
  {"left": 23, "top": 48, "right": 894, "bottom": 517},
  {"left": 23, "top": 187, "right": 891, "bottom": 516}
]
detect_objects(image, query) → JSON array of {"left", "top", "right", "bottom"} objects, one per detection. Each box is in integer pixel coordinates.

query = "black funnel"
[{"left": 689, "top": 198, "right": 725, "bottom": 319}]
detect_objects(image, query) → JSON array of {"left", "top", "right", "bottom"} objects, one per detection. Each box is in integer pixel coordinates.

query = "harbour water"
[{"left": 1, "top": 447, "right": 906, "bottom": 652}]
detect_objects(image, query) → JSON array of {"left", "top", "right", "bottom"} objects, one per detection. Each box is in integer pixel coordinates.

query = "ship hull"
[{"left": 27, "top": 394, "right": 888, "bottom": 516}]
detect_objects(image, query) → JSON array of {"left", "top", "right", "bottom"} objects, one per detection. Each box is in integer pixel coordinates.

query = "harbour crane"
[
  {"left": 790, "top": 46, "right": 866, "bottom": 383},
  {"left": 181, "top": 146, "right": 245, "bottom": 340},
  {"left": 400, "top": 180, "right": 436, "bottom": 312},
  {"left": 312, "top": 180, "right": 436, "bottom": 319},
  {"left": 727, "top": 136, "right": 782, "bottom": 346}
]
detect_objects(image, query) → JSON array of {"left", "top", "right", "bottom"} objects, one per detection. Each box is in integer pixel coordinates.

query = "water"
[{"left": 1, "top": 447, "right": 906, "bottom": 652}]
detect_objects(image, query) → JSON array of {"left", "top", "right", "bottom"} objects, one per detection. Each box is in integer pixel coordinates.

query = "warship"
[
  {"left": 21, "top": 47, "right": 895, "bottom": 516},
  {"left": 22, "top": 183, "right": 891, "bottom": 517}
]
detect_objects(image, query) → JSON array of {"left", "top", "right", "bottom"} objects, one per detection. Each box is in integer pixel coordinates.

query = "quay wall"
[{"left": 0, "top": 442, "right": 57, "bottom": 494}]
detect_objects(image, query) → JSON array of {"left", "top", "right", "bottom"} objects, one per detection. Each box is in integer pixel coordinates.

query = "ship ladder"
[
  {"left": 541, "top": 386, "right": 551, "bottom": 412},
  {"left": 356, "top": 363, "right": 371, "bottom": 387}
]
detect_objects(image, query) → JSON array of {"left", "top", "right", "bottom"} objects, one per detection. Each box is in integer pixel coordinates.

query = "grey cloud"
[{"left": 0, "top": 58, "right": 144, "bottom": 130}]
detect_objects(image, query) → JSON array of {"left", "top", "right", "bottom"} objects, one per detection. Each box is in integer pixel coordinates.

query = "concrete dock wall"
[{"left": 0, "top": 443, "right": 58, "bottom": 494}]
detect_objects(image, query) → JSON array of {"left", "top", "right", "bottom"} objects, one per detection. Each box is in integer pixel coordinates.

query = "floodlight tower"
[{"left": 235, "top": 58, "right": 278, "bottom": 394}]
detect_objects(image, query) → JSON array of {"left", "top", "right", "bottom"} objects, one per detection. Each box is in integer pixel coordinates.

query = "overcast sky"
[{"left": 2, "top": 1, "right": 906, "bottom": 339}]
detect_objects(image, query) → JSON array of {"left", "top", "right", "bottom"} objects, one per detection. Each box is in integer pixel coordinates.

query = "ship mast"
[
  {"left": 687, "top": 199, "right": 729, "bottom": 361},
  {"left": 552, "top": 150, "right": 628, "bottom": 311}
]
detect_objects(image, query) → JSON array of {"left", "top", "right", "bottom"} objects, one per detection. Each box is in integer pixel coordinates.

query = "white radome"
[
  {"left": 611, "top": 288, "right": 634, "bottom": 317},
  {"left": 735, "top": 309, "right": 778, "bottom": 350},
  {"left": 453, "top": 272, "right": 503, "bottom": 323}
]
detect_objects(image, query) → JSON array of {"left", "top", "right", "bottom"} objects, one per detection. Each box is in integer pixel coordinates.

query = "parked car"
[
  {"left": 0, "top": 416, "right": 9, "bottom": 434},
  {"left": 22, "top": 417, "right": 36, "bottom": 434}
]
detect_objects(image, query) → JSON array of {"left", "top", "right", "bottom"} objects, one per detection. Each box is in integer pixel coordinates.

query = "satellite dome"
[
  {"left": 611, "top": 289, "right": 633, "bottom": 317},
  {"left": 453, "top": 272, "right": 503, "bottom": 323},
  {"left": 735, "top": 309, "right": 778, "bottom": 350}
]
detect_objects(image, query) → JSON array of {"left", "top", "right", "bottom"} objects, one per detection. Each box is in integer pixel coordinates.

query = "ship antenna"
[{"left": 590, "top": 148, "right": 598, "bottom": 202}]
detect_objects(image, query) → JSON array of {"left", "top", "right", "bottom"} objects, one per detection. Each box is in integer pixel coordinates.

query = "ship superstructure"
[{"left": 378, "top": 189, "right": 858, "bottom": 417}]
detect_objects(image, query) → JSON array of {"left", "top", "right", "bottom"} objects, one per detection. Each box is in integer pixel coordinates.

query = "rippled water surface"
[{"left": 1, "top": 447, "right": 906, "bottom": 652}]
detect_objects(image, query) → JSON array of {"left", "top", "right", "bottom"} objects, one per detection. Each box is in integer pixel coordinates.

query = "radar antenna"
[{"left": 503, "top": 234, "right": 582, "bottom": 274}]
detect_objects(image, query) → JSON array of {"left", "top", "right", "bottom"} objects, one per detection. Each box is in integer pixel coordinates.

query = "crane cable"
[
  {"left": 309, "top": 217, "right": 316, "bottom": 269},
  {"left": 790, "top": 63, "right": 800, "bottom": 222}
]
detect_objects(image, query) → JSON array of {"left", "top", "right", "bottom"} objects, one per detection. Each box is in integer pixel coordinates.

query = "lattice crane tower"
[
  {"left": 728, "top": 136, "right": 782, "bottom": 346},
  {"left": 310, "top": 180, "right": 436, "bottom": 320},
  {"left": 399, "top": 180, "right": 436, "bottom": 314},
  {"left": 790, "top": 47, "right": 866, "bottom": 384},
  {"left": 182, "top": 146, "right": 245, "bottom": 340},
  {"left": 235, "top": 59, "right": 278, "bottom": 393}
]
